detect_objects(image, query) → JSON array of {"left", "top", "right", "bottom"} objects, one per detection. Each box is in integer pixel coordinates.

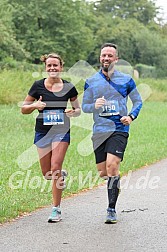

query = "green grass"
[
  {"left": 123, "top": 101, "right": 167, "bottom": 172},
  {"left": 0, "top": 70, "right": 167, "bottom": 104},
  {"left": 0, "top": 101, "right": 167, "bottom": 223},
  {"left": 0, "top": 70, "right": 85, "bottom": 104},
  {"left": 0, "top": 70, "right": 167, "bottom": 223},
  {"left": 136, "top": 78, "right": 167, "bottom": 102}
]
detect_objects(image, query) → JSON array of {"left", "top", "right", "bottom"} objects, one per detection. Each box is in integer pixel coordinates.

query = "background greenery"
[
  {"left": 0, "top": 70, "right": 167, "bottom": 105},
  {"left": 0, "top": 70, "right": 167, "bottom": 224},
  {"left": 1, "top": 0, "right": 167, "bottom": 77},
  {"left": 1, "top": 0, "right": 167, "bottom": 224}
]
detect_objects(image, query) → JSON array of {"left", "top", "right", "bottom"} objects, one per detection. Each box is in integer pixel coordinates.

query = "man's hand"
[
  {"left": 120, "top": 116, "right": 132, "bottom": 125},
  {"left": 95, "top": 96, "right": 105, "bottom": 109}
]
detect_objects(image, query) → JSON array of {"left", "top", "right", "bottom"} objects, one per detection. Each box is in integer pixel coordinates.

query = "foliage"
[
  {"left": 135, "top": 64, "right": 156, "bottom": 78},
  {"left": 0, "top": 0, "right": 167, "bottom": 76},
  {"left": 10, "top": 0, "right": 95, "bottom": 65},
  {"left": 0, "top": 0, "right": 26, "bottom": 61},
  {"left": 93, "top": 0, "right": 158, "bottom": 25},
  {"left": 137, "top": 78, "right": 167, "bottom": 102},
  {"left": 0, "top": 70, "right": 167, "bottom": 105},
  {"left": 1, "top": 101, "right": 167, "bottom": 223},
  {"left": 0, "top": 70, "right": 36, "bottom": 104},
  {"left": 0, "top": 57, "right": 43, "bottom": 72}
]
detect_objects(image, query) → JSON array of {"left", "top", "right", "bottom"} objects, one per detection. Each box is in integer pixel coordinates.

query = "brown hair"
[
  {"left": 101, "top": 43, "right": 118, "bottom": 56},
  {"left": 40, "top": 53, "right": 64, "bottom": 66}
]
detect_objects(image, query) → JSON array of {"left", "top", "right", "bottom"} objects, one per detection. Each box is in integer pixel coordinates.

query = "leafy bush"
[
  {"left": 136, "top": 78, "right": 167, "bottom": 102},
  {"left": 135, "top": 64, "right": 156, "bottom": 78},
  {"left": 0, "top": 70, "right": 36, "bottom": 104},
  {"left": 0, "top": 57, "right": 43, "bottom": 72},
  {"left": 0, "top": 69, "right": 166, "bottom": 104}
]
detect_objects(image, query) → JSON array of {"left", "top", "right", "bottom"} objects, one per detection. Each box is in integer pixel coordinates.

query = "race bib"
[
  {"left": 43, "top": 109, "right": 64, "bottom": 125},
  {"left": 99, "top": 100, "right": 120, "bottom": 117}
]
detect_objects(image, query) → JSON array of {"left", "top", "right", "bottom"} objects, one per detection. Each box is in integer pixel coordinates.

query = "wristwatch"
[{"left": 128, "top": 114, "right": 135, "bottom": 121}]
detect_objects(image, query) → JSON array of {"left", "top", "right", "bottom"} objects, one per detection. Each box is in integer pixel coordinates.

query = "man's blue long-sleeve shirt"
[{"left": 82, "top": 70, "right": 142, "bottom": 134}]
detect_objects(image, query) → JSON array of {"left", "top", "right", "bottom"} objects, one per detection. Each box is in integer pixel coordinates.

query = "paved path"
[{"left": 1, "top": 159, "right": 167, "bottom": 252}]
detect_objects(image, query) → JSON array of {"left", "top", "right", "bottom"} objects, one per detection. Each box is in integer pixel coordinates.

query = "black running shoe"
[{"left": 105, "top": 208, "right": 117, "bottom": 224}]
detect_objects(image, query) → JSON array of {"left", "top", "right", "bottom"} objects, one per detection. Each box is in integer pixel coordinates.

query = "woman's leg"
[
  {"left": 37, "top": 146, "right": 52, "bottom": 178},
  {"left": 51, "top": 141, "right": 69, "bottom": 207}
]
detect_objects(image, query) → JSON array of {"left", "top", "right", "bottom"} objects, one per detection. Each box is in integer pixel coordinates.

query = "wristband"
[{"left": 129, "top": 114, "right": 135, "bottom": 121}]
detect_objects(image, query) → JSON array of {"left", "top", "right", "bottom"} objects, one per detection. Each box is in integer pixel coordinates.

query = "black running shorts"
[{"left": 92, "top": 132, "right": 129, "bottom": 164}]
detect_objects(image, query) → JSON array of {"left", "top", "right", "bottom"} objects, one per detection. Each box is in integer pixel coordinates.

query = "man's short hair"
[
  {"left": 100, "top": 43, "right": 118, "bottom": 56},
  {"left": 101, "top": 43, "right": 117, "bottom": 50}
]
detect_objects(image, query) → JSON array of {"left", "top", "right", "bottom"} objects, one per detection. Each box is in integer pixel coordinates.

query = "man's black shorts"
[{"left": 91, "top": 132, "right": 129, "bottom": 164}]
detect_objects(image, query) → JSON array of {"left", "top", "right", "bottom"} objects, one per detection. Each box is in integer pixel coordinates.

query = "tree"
[
  {"left": 93, "top": 0, "right": 158, "bottom": 25},
  {"left": 0, "top": 0, "right": 26, "bottom": 61},
  {"left": 11, "top": 0, "right": 95, "bottom": 66},
  {"left": 87, "top": 16, "right": 145, "bottom": 65}
]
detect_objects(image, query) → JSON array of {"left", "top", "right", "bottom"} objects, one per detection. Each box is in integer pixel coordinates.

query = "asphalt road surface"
[{"left": 1, "top": 159, "right": 167, "bottom": 252}]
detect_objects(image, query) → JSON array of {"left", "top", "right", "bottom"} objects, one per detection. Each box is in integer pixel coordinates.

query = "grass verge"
[{"left": 0, "top": 101, "right": 167, "bottom": 224}]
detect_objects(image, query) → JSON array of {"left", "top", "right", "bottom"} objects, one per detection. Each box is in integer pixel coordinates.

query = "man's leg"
[
  {"left": 97, "top": 161, "right": 107, "bottom": 179},
  {"left": 105, "top": 153, "right": 121, "bottom": 223}
]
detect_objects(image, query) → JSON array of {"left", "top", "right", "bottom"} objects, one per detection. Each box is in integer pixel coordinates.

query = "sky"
[{"left": 155, "top": 0, "right": 167, "bottom": 21}]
